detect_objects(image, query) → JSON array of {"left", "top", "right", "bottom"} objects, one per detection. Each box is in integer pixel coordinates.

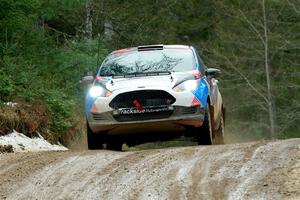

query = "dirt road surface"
[{"left": 0, "top": 138, "right": 299, "bottom": 200}]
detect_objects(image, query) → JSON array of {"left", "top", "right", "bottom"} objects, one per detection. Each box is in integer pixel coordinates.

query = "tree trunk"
[
  {"left": 262, "top": 0, "right": 276, "bottom": 138},
  {"left": 104, "top": 20, "right": 113, "bottom": 41},
  {"left": 85, "top": 0, "right": 93, "bottom": 39}
]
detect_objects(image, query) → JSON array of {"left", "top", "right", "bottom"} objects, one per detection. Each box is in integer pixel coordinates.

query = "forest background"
[{"left": 0, "top": 0, "right": 299, "bottom": 144}]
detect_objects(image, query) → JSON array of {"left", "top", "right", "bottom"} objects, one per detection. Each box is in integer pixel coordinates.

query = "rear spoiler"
[{"left": 137, "top": 44, "right": 164, "bottom": 51}]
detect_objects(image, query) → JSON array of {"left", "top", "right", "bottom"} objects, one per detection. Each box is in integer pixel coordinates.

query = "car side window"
[{"left": 195, "top": 51, "right": 207, "bottom": 75}]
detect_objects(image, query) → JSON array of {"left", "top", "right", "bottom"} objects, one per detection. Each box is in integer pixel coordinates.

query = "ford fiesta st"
[{"left": 83, "top": 45, "right": 225, "bottom": 150}]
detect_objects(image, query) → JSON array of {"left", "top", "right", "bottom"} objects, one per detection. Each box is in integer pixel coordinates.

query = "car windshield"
[{"left": 99, "top": 48, "right": 196, "bottom": 76}]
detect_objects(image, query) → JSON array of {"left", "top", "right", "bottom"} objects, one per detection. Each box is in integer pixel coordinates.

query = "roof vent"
[{"left": 137, "top": 44, "right": 164, "bottom": 51}]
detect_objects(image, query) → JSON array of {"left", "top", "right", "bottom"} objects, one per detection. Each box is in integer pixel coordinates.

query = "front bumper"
[
  {"left": 88, "top": 106, "right": 205, "bottom": 135},
  {"left": 87, "top": 86, "right": 203, "bottom": 114}
]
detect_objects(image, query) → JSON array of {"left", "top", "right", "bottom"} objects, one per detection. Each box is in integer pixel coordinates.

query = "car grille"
[
  {"left": 110, "top": 90, "right": 175, "bottom": 122},
  {"left": 109, "top": 90, "right": 175, "bottom": 109}
]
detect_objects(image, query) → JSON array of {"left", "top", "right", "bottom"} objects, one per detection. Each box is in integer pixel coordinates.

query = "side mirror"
[
  {"left": 81, "top": 75, "right": 94, "bottom": 83},
  {"left": 80, "top": 75, "right": 94, "bottom": 89},
  {"left": 206, "top": 68, "right": 221, "bottom": 79}
]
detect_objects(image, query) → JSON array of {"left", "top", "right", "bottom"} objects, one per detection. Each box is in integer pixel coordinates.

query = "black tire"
[
  {"left": 214, "top": 111, "right": 225, "bottom": 145},
  {"left": 87, "top": 121, "right": 103, "bottom": 150},
  {"left": 106, "top": 142, "right": 123, "bottom": 151},
  {"left": 195, "top": 104, "right": 213, "bottom": 145}
]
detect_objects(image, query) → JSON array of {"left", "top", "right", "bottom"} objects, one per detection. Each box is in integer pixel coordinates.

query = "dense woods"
[{"left": 0, "top": 0, "right": 299, "bottom": 142}]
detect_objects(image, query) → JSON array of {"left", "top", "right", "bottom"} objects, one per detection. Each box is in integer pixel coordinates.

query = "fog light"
[
  {"left": 113, "top": 110, "right": 119, "bottom": 115},
  {"left": 168, "top": 105, "right": 174, "bottom": 111}
]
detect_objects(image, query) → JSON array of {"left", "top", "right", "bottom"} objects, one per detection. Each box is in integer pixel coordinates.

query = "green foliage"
[
  {"left": 100, "top": 0, "right": 216, "bottom": 48},
  {"left": 44, "top": 91, "right": 74, "bottom": 133},
  {"left": 0, "top": 37, "right": 107, "bottom": 135},
  {"left": 0, "top": 0, "right": 107, "bottom": 140},
  {"left": 0, "top": 69, "right": 13, "bottom": 101}
]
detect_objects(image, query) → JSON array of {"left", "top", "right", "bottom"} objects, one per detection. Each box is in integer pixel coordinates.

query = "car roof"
[{"left": 111, "top": 44, "right": 192, "bottom": 55}]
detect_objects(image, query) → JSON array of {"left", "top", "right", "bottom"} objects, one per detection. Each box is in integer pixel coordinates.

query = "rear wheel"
[
  {"left": 87, "top": 121, "right": 103, "bottom": 150},
  {"left": 195, "top": 104, "right": 213, "bottom": 145}
]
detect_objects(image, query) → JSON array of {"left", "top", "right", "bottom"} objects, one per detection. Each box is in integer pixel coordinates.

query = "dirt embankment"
[{"left": 0, "top": 138, "right": 299, "bottom": 200}]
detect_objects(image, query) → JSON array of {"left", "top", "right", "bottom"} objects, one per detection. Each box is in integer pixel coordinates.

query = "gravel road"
[{"left": 0, "top": 138, "right": 299, "bottom": 200}]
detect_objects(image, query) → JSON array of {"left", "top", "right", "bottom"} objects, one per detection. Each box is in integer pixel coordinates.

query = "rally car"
[{"left": 82, "top": 44, "right": 225, "bottom": 150}]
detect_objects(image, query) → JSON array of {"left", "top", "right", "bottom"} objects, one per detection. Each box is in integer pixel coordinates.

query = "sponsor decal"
[
  {"left": 112, "top": 48, "right": 133, "bottom": 54},
  {"left": 132, "top": 100, "right": 143, "bottom": 111},
  {"left": 191, "top": 70, "right": 202, "bottom": 79},
  {"left": 90, "top": 104, "right": 98, "bottom": 113},
  {"left": 119, "top": 106, "right": 170, "bottom": 115},
  {"left": 192, "top": 97, "right": 202, "bottom": 106},
  {"left": 96, "top": 76, "right": 112, "bottom": 83}
]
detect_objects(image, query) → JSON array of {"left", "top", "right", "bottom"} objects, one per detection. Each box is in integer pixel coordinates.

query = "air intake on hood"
[
  {"left": 137, "top": 44, "right": 163, "bottom": 51},
  {"left": 109, "top": 90, "right": 175, "bottom": 109}
]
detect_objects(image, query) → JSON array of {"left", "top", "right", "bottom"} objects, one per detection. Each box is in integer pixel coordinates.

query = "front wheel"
[
  {"left": 214, "top": 111, "right": 225, "bottom": 145},
  {"left": 106, "top": 142, "right": 123, "bottom": 151},
  {"left": 194, "top": 104, "right": 213, "bottom": 145},
  {"left": 87, "top": 121, "right": 103, "bottom": 150}
]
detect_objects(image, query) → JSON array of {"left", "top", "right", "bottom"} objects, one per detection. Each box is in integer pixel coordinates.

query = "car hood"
[{"left": 104, "top": 72, "right": 196, "bottom": 92}]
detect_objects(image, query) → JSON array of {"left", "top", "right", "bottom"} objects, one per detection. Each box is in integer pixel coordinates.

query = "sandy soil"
[{"left": 0, "top": 138, "right": 299, "bottom": 200}]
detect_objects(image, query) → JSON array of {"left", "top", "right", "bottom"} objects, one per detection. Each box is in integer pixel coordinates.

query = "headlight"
[
  {"left": 89, "top": 86, "right": 111, "bottom": 98},
  {"left": 173, "top": 80, "right": 198, "bottom": 92}
]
